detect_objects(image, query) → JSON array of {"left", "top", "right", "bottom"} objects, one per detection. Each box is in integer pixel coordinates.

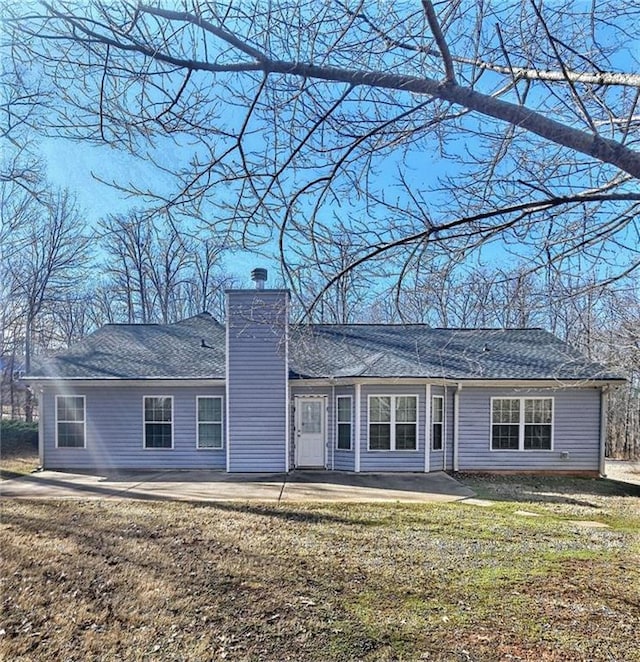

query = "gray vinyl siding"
[
  {"left": 359, "top": 384, "right": 426, "bottom": 472},
  {"left": 445, "top": 387, "right": 455, "bottom": 471},
  {"left": 289, "top": 384, "right": 333, "bottom": 469},
  {"left": 40, "top": 383, "right": 226, "bottom": 470},
  {"left": 457, "top": 386, "right": 602, "bottom": 471},
  {"left": 226, "top": 290, "right": 288, "bottom": 472}
]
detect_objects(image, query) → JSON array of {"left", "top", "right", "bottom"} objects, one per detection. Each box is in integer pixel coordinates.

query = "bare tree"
[
  {"left": 2, "top": 184, "right": 90, "bottom": 419},
  {"left": 98, "top": 211, "right": 155, "bottom": 323},
  {"left": 593, "top": 285, "right": 640, "bottom": 459},
  {"left": 3, "top": 1, "right": 639, "bottom": 316},
  {"left": 182, "top": 237, "right": 232, "bottom": 321},
  {"left": 97, "top": 211, "right": 231, "bottom": 324},
  {"left": 145, "top": 220, "right": 192, "bottom": 324}
]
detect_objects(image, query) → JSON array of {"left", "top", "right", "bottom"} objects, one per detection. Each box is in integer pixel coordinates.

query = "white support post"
[
  {"left": 354, "top": 383, "right": 361, "bottom": 472},
  {"left": 424, "top": 383, "right": 431, "bottom": 473},
  {"left": 453, "top": 383, "right": 461, "bottom": 472}
]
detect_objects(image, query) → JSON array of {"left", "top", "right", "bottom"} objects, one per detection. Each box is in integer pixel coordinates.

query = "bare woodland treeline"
[
  {"left": 0, "top": 165, "right": 234, "bottom": 417},
  {"left": 1, "top": 2, "right": 639, "bottom": 457}
]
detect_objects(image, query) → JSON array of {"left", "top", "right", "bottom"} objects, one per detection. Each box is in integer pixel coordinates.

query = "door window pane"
[{"left": 301, "top": 401, "right": 322, "bottom": 434}]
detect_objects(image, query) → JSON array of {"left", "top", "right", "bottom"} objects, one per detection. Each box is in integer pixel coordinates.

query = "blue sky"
[
  {"left": 41, "top": 138, "right": 138, "bottom": 220},
  {"left": 41, "top": 136, "right": 274, "bottom": 284}
]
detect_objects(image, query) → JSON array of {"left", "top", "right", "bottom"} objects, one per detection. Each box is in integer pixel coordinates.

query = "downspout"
[
  {"left": 354, "top": 383, "right": 361, "bottom": 472},
  {"left": 453, "top": 382, "right": 462, "bottom": 472},
  {"left": 225, "top": 303, "right": 231, "bottom": 472},
  {"left": 599, "top": 386, "right": 609, "bottom": 477}
]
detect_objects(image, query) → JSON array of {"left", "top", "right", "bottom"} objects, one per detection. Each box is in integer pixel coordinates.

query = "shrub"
[{"left": 1, "top": 419, "right": 38, "bottom": 454}]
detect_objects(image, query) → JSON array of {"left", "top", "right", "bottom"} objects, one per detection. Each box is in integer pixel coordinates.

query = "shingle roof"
[
  {"left": 28, "top": 314, "right": 622, "bottom": 382},
  {"left": 30, "top": 313, "right": 226, "bottom": 380},
  {"left": 288, "top": 325, "right": 621, "bottom": 381}
]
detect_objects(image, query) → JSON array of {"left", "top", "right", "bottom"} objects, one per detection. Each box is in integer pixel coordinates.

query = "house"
[{"left": 24, "top": 270, "right": 624, "bottom": 476}]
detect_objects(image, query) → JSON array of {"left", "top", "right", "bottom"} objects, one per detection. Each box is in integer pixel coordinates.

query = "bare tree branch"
[{"left": 422, "top": 0, "right": 456, "bottom": 84}]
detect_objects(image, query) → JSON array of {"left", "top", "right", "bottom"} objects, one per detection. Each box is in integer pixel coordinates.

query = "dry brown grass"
[
  {"left": 1, "top": 485, "right": 639, "bottom": 661},
  {"left": 0, "top": 433, "right": 39, "bottom": 478}
]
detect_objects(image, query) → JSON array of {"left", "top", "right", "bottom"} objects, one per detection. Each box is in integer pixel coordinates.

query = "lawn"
[
  {"left": 0, "top": 421, "right": 38, "bottom": 478},
  {"left": 1, "top": 472, "right": 639, "bottom": 661}
]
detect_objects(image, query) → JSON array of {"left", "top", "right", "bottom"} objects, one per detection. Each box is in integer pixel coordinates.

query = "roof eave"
[
  {"left": 288, "top": 375, "right": 627, "bottom": 386},
  {"left": 23, "top": 376, "right": 226, "bottom": 386}
]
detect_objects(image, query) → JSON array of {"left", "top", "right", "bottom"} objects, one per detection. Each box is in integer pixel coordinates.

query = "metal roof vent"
[{"left": 251, "top": 268, "right": 268, "bottom": 289}]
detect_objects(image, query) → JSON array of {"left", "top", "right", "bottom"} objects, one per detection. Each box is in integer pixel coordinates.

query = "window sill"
[
  {"left": 366, "top": 448, "right": 420, "bottom": 453},
  {"left": 490, "top": 448, "right": 554, "bottom": 452}
]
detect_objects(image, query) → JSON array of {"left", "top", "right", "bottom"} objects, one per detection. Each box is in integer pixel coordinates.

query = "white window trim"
[
  {"left": 55, "top": 395, "right": 86, "bottom": 449},
  {"left": 489, "top": 396, "right": 554, "bottom": 452},
  {"left": 196, "top": 395, "right": 224, "bottom": 450},
  {"left": 432, "top": 395, "right": 445, "bottom": 452},
  {"left": 335, "top": 395, "right": 353, "bottom": 451},
  {"left": 367, "top": 394, "right": 419, "bottom": 452},
  {"left": 143, "top": 395, "right": 174, "bottom": 450}
]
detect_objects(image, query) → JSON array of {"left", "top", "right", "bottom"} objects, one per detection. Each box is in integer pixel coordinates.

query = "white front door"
[{"left": 295, "top": 397, "right": 326, "bottom": 468}]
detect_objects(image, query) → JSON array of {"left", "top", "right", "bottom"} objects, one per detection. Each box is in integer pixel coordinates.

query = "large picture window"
[
  {"left": 336, "top": 396, "right": 352, "bottom": 450},
  {"left": 56, "top": 395, "right": 85, "bottom": 448},
  {"left": 197, "top": 396, "right": 223, "bottom": 449},
  {"left": 368, "top": 395, "right": 417, "bottom": 451},
  {"left": 432, "top": 395, "right": 444, "bottom": 451},
  {"left": 491, "top": 397, "right": 553, "bottom": 451},
  {"left": 144, "top": 396, "right": 173, "bottom": 449}
]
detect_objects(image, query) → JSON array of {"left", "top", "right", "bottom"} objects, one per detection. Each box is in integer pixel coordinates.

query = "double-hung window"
[
  {"left": 144, "top": 396, "right": 173, "bottom": 449},
  {"left": 432, "top": 395, "right": 444, "bottom": 451},
  {"left": 197, "top": 396, "right": 223, "bottom": 449},
  {"left": 56, "top": 395, "right": 86, "bottom": 448},
  {"left": 336, "top": 396, "right": 352, "bottom": 450},
  {"left": 491, "top": 397, "right": 553, "bottom": 451},
  {"left": 369, "top": 395, "right": 417, "bottom": 451}
]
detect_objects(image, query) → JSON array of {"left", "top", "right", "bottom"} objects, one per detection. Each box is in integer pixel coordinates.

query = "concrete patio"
[{"left": 0, "top": 469, "right": 475, "bottom": 503}]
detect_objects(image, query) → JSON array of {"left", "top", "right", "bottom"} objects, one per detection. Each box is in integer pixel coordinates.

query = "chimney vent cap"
[{"left": 251, "top": 268, "right": 268, "bottom": 289}]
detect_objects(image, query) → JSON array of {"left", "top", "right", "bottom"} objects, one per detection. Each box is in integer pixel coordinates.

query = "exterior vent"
[
  {"left": 251, "top": 268, "right": 268, "bottom": 289},
  {"left": 560, "top": 451, "right": 570, "bottom": 460}
]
